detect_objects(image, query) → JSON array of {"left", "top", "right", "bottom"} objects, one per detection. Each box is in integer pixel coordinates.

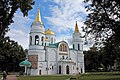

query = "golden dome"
[{"left": 45, "top": 28, "right": 55, "bottom": 35}]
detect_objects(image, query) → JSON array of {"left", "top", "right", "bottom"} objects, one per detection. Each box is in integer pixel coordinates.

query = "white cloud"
[
  {"left": 7, "top": 10, "right": 34, "bottom": 49},
  {"left": 45, "top": 0, "right": 91, "bottom": 50},
  {"left": 9, "top": 11, "right": 33, "bottom": 30},
  {"left": 56, "top": 34, "right": 72, "bottom": 43},
  {"left": 8, "top": 29, "right": 25, "bottom": 37},
  {"left": 7, "top": 29, "right": 29, "bottom": 49},
  {"left": 45, "top": 0, "right": 87, "bottom": 32}
]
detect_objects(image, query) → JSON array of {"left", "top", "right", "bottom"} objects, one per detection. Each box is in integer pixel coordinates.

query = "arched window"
[
  {"left": 46, "top": 37, "right": 48, "bottom": 39},
  {"left": 35, "top": 35, "right": 39, "bottom": 45},
  {"left": 66, "top": 65, "right": 69, "bottom": 74},
  {"left": 59, "top": 44, "right": 67, "bottom": 52},
  {"left": 59, "top": 65, "right": 61, "bottom": 74},
  {"left": 59, "top": 45, "right": 62, "bottom": 51},
  {"left": 51, "top": 37, "right": 53, "bottom": 44},
  {"left": 52, "top": 66, "right": 54, "bottom": 70},
  {"left": 45, "top": 43, "right": 46, "bottom": 46},
  {"left": 41, "top": 36, "right": 44, "bottom": 46},
  {"left": 78, "top": 44, "right": 80, "bottom": 50},
  {"left": 64, "top": 45, "right": 67, "bottom": 52},
  {"left": 62, "top": 56, "right": 65, "bottom": 59},
  {"left": 81, "top": 68, "right": 83, "bottom": 73},
  {"left": 73, "top": 44, "right": 74, "bottom": 49},
  {"left": 41, "top": 36, "right": 44, "bottom": 41},
  {"left": 30, "top": 36, "right": 32, "bottom": 45}
]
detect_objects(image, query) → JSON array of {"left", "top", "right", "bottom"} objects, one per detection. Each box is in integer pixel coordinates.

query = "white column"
[{"left": 25, "top": 66, "right": 27, "bottom": 75}]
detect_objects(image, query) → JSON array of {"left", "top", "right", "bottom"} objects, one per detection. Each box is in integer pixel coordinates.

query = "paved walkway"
[{"left": 7, "top": 75, "right": 17, "bottom": 80}]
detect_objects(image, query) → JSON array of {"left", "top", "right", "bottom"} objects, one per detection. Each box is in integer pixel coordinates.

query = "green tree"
[
  {"left": 84, "top": 40, "right": 120, "bottom": 71},
  {"left": 84, "top": 46, "right": 100, "bottom": 71},
  {"left": 83, "top": 0, "right": 120, "bottom": 71},
  {"left": 0, "top": 36, "right": 26, "bottom": 72},
  {"left": 0, "top": 0, "right": 34, "bottom": 39},
  {"left": 84, "top": 0, "right": 120, "bottom": 44},
  {"left": 99, "top": 39, "right": 120, "bottom": 71}
]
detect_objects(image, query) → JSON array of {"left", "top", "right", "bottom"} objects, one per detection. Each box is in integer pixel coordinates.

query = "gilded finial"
[
  {"left": 35, "top": 8, "right": 42, "bottom": 23},
  {"left": 74, "top": 21, "right": 79, "bottom": 33}
]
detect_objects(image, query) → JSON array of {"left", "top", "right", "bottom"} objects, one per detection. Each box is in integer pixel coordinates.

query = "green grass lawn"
[
  {"left": 75, "top": 72, "right": 120, "bottom": 80},
  {"left": 17, "top": 75, "right": 72, "bottom": 80},
  {"left": 17, "top": 72, "right": 120, "bottom": 80}
]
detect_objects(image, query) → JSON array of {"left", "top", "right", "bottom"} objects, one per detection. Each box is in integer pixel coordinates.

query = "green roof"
[
  {"left": 19, "top": 60, "right": 31, "bottom": 67},
  {"left": 49, "top": 41, "right": 69, "bottom": 48},
  {"left": 49, "top": 42, "right": 61, "bottom": 48}
]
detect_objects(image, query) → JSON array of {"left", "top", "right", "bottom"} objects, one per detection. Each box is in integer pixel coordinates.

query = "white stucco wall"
[{"left": 30, "top": 69, "right": 38, "bottom": 75}]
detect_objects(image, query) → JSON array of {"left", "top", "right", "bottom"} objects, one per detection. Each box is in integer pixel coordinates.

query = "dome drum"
[{"left": 31, "top": 21, "right": 45, "bottom": 33}]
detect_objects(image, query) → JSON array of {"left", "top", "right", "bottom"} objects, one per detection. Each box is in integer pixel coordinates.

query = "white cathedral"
[{"left": 27, "top": 8, "right": 85, "bottom": 75}]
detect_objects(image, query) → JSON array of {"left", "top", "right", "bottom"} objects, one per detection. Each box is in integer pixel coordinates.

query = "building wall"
[
  {"left": 77, "top": 53, "right": 85, "bottom": 73},
  {"left": 69, "top": 50, "right": 78, "bottom": 74},
  {"left": 47, "top": 48, "right": 57, "bottom": 74},
  {"left": 38, "top": 62, "right": 47, "bottom": 75},
  {"left": 30, "top": 69, "right": 38, "bottom": 75},
  {"left": 28, "top": 28, "right": 85, "bottom": 75},
  {"left": 28, "top": 44, "right": 85, "bottom": 75}
]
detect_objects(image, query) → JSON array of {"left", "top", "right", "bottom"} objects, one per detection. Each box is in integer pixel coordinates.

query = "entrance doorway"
[
  {"left": 81, "top": 68, "right": 83, "bottom": 73},
  {"left": 59, "top": 65, "right": 61, "bottom": 74},
  {"left": 39, "top": 70, "right": 41, "bottom": 75},
  {"left": 66, "top": 65, "right": 69, "bottom": 74}
]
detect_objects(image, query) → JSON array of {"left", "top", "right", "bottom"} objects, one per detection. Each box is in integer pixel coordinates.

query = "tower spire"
[
  {"left": 74, "top": 21, "right": 79, "bottom": 33},
  {"left": 35, "top": 8, "right": 42, "bottom": 23}
]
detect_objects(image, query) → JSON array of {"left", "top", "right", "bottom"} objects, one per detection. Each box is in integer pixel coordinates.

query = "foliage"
[
  {"left": 83, "top": 0, "right": 120, "bottom": 71},
  {"left": 0, "top": 0, "right": 34, "bottom": 72},
  {"left": 84, "top": 46, "right": 101, "bottom": 71},
  {"left": 0, "top": 0, "right": 34, "bottom": 39},
  {"left": 0, "top": 36, "right": 27, "bottom": 72},
  {"left": 83, "top": 0, "right": 120, "bottom": 45},
  {"left": 84, "top": 41, "right": 120, "bottom": 71}
]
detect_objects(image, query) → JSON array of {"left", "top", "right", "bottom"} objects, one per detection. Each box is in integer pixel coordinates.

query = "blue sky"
[{"left": 7, "top": 0, "right": 92, "bottom": 50}]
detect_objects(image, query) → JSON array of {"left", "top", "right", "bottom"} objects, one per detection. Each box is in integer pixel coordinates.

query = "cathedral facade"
[{"left": 27, "top": 9, "right": 85, "bottom": 75}]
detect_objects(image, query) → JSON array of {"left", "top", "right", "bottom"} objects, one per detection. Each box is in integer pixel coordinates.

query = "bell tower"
[
  {"left": 72, "top": 21, "right": 83, "bottom": 51},
  {"left": 28, "top": 8, "right": 46, "bottom": 75},
  {"left": 72, "top": 21, "right": 85, "bottom": 73},
  {"left": 29, "top": 8, "right": 45, "bottom": 47}
]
